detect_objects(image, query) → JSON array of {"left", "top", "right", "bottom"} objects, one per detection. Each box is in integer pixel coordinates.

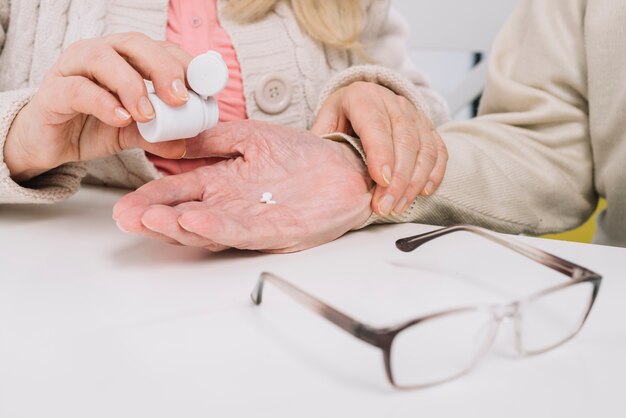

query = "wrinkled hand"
[
  {"left": 311, "top": 81, "right": 448, "bottom": 217},
  {"left": 113, "top": 121, "right": 373, "bottom": 253},
  {"left": 4, "top": 32, "right": 190, "bottom": 182}
]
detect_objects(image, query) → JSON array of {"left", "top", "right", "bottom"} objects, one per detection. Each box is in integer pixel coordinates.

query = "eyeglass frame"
[{"left": 250, "top": 224, "right": 603, "bottom": 389}]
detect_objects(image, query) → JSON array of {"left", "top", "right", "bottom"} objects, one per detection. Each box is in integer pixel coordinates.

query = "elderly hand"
[
  {"left": 311, "top": 81, "right": 448, "bottom": 217},
  {"left": 113, "top": 121, "right": 373, "bottom": 253},
  {"left": 4, "top": 32, "right": 191, "bottom": 182}
]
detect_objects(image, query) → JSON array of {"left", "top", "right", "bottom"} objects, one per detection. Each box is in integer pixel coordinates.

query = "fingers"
[
  {"left": 113, "top": 182, "right": 229, "bottom": 251},
  {"left": 176, "top": 210, "right": 267, "bottom": 251},
  {"left": 390, "top": 113, "right": 442, "bottom": 206},
  {"left": 372, "top": 98, "right": 421, "bottom": 215},
  {"left": 387, "top": 110, "right": 439, "bottom": 213},
  {"left": 140, "top": 205, "right": 229, "bottom": 251},
  {"left": 177, "top": 202, "right": 305, "bottom": 251},
  {"left": 106, "top": 34, "right": 192, "bottom": 104},
  {"left": 57, "top": 43, "right": 154, "bottom": 123},
  {"left": 353, "top": 104, "right": 395, "bottom": 189},
  {"left": 371, "top": 125, "right": 442, "bottom": 216},
  {"left": 421, "top": 132, "right": 448, "bottom": 196},
  {"left": 112, "top": 192, "right": 179, "bottom": 244},
  {"left": 371, "top": 125, "right": 446, "bottom": 215},
  {"left": 310, "top": 103, "right": 339, "bottom": 135},
  {"left": 56, "top": 34, "right": 191, "bottom": 124},
  {"left": 183, "top": 120, "right": 259, "bottom": 158},
  {"left": 310, "top": 92, "right": 350, "bottom": 136},
  {"left": 176, "top": 197, "right": 368, "bottom": 253},
  {"left": 122, "top": 225, "right": 181, "bottom": 246},
  {"left": 113, "top": 170, "right": 204, "bottom": 224},
  {"left": 38, "top": 76, "right": 132, "bottom": 128}
]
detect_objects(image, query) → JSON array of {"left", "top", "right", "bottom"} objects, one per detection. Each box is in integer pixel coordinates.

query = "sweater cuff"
[
  {"left": 0, "top": 88, "right": 87, "bottom": 204},
  {"left": 315, "top": 64, "right": 433, "bottom": 120}
]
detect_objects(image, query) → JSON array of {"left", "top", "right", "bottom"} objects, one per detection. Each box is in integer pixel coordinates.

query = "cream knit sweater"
[
  {"left": 395, "top": 0, "right": 625, "bottom": 247},
  {"left": 0, "top": 0, "right": 446, "bottom": 201}
]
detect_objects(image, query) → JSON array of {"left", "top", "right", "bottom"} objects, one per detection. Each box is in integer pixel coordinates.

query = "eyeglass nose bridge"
[
  {"left": 487, "top": 302, "right": 527, "bottom": 357},
  {"left": 490, "top": 302, "right": 519, "bottom": 322}
]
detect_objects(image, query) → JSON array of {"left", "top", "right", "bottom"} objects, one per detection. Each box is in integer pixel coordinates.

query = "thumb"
[
  {"left": 311, "top": 97, "right": 344, "bottom": 136},
  {"left": 183, "top": 120, "right": 265, "bottom": 159}
]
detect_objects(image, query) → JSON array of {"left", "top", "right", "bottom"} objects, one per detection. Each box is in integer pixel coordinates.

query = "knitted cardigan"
[{"left": 0, "top": 0, "right": 447, "bottom": 209}]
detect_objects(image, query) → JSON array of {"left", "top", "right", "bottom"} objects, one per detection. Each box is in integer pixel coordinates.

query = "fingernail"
[
  {"left": 171, "top": 79, "right": 189, "bottom": 101},
  {"left": 138, "top": 96, "right": 155, "bottom": 119},
  {"left": 141, "top": 215, "right": 156, "bottom": 231},
  {"left": 116, "top": 220, "right": 129, "bottom": 233},
  {"left": 378, "top": 194, "right": 395, "bottom": 216},
  {"left": 423, "top": 181, "right": 434, "bottom": 196},
  {"left": 393, "top": 197, "right": 408, "bottom": 214},
  {"left": 115, "top": 107, "right": 131, "bottom": 121},
  {"left": 178, "top": 145, "right": 187, "bottom": 159},
  {"left": 382, "top": 164, "right": 392, "bottom": 185}
]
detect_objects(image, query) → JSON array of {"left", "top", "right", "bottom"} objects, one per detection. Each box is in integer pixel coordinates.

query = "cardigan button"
[
  {"left": 190, "top": 15, "right": 203, "bottom": 28},
  {"left": 255, "top": 73, "right": 292, "bottom": 114}
]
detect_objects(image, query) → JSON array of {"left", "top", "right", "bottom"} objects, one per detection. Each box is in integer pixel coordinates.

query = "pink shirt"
[{"left": 147, "top": 0, "right": 247, "bottom": 175}]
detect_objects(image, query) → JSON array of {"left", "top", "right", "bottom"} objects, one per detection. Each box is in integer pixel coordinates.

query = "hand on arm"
[
  {"left": 113, "top": 120, "right": 373, "bottom": 253},
  {"left": 311, "top": 81, "right": 448, "bottom": 217},
  {"left": 3, "top": 32, "right": 193, "bottom": 182}
]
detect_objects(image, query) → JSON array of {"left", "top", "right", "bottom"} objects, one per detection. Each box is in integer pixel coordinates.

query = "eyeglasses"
[{"left": 251, "top": 225, "right": 602, "bottom": 389}]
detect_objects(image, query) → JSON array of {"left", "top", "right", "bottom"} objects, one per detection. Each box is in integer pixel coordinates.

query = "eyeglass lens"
[
  {"left": 389, "top": 281, "right": 594, "bottom": 388},
  {"left": 517, "top": 281, "right": 594, "bottom": 355}
]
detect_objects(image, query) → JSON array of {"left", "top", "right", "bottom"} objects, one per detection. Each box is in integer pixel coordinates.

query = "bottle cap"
[{"left": 187, "top": 51, "right": 229, "bottom": 98}]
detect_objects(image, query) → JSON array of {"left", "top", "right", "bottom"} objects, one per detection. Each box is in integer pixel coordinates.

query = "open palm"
[{"left": 113, "top": 121, "right": 373, "bottom": 252}]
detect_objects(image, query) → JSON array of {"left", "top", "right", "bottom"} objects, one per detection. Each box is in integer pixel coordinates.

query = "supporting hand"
[
  {"left": 113, "top": 121, "right": 373, "bottom": 253},
  {"left": 312, "top": 81, "right": 448, "bottom": 216}
]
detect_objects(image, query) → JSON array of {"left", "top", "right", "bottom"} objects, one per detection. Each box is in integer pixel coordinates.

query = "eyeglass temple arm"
[
  {"left": 396, "top": 225, "right": 598, "bottom": 280},
  {"left": 251, "top": 272, "right": 384, "bottom": 348}
]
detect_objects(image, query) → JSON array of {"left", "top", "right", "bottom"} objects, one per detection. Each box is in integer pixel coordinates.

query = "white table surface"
[{"left": 1, "top": 186, "right": 624, "bottom": 418}]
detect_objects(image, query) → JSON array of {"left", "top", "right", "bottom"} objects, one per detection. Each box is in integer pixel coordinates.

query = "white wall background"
[
  {"left": 409, "top": 51, "right": 474, "bottom": 120},
  {"left": 391, "top": 0, "right": 518, "bottom": 119}
]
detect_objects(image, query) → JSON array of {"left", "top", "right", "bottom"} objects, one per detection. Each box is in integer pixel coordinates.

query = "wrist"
[
  {"left": 4, "top": 104, "right": 49, "bottom": 182},
  {"left": 328, "top": 137, "right": 373, "bottom": 189}
]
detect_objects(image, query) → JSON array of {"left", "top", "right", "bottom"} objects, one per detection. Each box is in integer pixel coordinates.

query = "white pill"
[{"left": 260, "top": 192, "right": 273, "bottom": 203}]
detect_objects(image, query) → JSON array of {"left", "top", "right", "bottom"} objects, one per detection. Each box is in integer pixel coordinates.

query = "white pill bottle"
[{"left": 137, "top": 51, "right": 229, "bottom": 143}]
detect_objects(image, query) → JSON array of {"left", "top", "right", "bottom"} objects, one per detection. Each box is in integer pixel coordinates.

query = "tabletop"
[{"left": 1, "top": 186, "right": 624, "bottom": 418}]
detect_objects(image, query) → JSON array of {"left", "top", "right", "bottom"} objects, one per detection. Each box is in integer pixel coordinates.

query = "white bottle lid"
[{"left": 187, "top": 51, "right": 229, "bottom": 98}]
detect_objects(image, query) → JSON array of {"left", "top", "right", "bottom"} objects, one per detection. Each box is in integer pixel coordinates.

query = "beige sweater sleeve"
[
  {"left": 352, "top": 0, "right": 596, "bottom": 234},
  {"left": 316, "top": 3, "right": 449, "bottom": 126},
  {"left": 0, "top": 88, "right": 86, "bottom": 204},
  {"left": 0, "top": 3, "right": 86, "bottom": 205}
]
